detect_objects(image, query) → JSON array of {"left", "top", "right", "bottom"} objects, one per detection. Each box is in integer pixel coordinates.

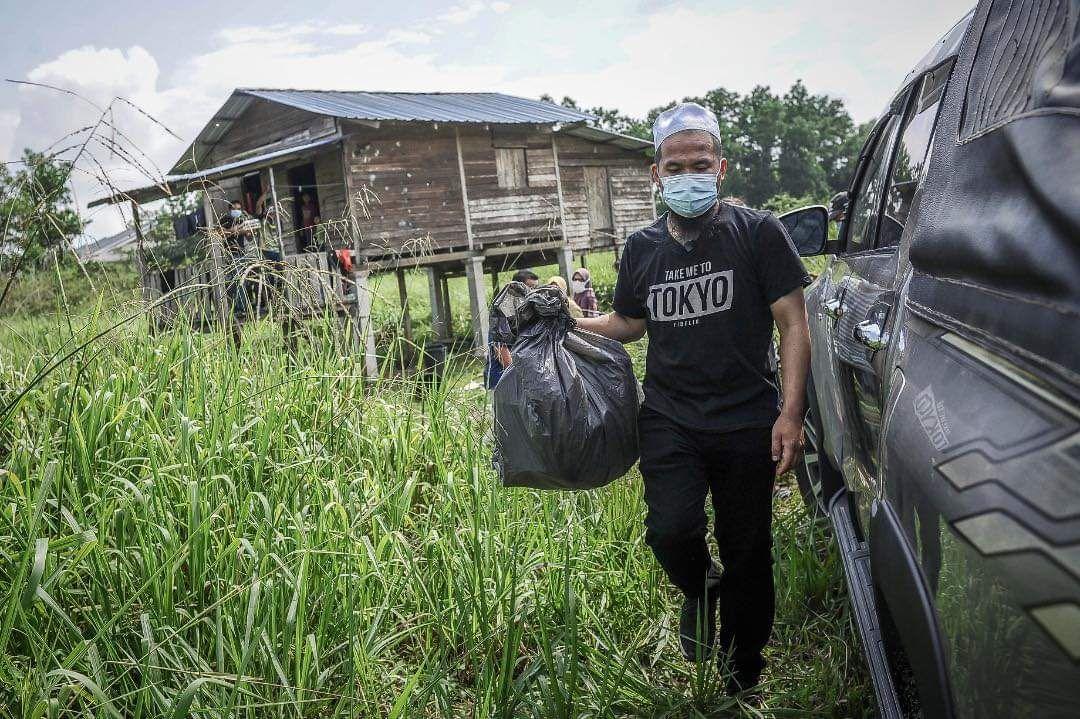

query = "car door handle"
[
  {"left": 822, "top": 297, "right": 844, "bottom": 318},
  {"left": 853, "top": 319, "right": 889, "bottom": 351}
]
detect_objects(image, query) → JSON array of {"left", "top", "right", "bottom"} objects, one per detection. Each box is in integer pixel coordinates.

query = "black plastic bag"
[{"left": 492, "top": 284, "right": 641, "bottom": 490}]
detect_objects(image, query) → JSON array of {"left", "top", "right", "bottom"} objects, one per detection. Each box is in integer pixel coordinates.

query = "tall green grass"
[{"left": 0, "top": 300, "right": 871, "bottom": 717}]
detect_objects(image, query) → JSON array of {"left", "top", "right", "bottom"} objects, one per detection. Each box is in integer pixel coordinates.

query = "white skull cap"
[{"left": 652, "top": 102, "right": 722, "bottom": 152}]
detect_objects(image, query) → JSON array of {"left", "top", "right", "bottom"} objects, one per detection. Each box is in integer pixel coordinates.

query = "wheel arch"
[
  {"left": 869, "top": 499, "right": 955, "bottom": 719},
  {"left": 805, "top": 370, "right": 845, "bottom": 504}
]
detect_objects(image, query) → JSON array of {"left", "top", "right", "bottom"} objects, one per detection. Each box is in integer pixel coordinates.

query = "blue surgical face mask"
[
  {"left": 659, "top": 171, "right": 719, "bottom": 218},
  {"left": 229, "top": 209, "right": 242, "bottom": 218}
]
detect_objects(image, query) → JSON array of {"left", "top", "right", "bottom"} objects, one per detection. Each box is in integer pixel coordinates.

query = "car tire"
[
  {"left": 796, "top": 373, "right": 829, "bottom": 519},
  {"left": 794, "top": 436, "right": 826, "bottom": 519}
]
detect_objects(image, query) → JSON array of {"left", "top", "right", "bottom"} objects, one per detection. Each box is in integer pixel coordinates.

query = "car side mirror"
[{"left": 778, "top": 205, "right": 829, "bottom": 257}]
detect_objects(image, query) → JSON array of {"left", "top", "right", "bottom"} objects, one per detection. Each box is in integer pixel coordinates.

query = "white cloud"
[
  {"left": 217, "top": 21, "right": 369, "bottom": 44},
  {"left": 440, "top": 2, "right": 488, "bottom": 25},
  {"left": 28, "top": 45, "right": 161, "bottom": 102},
  {"left": 324, "top": 23, "right": 371, "bottom": 37},
  {"left": 491, "top": 1, "right": 512, "bottom": 13},
  {"left": 384, "top": 29, "right": 433, "bottom": 45},
  {"left": 543, "top": 45, "right": 573, "bottom": 61},
  {"left": 16, "top": 45, "right": 192, "bottom": 236}
]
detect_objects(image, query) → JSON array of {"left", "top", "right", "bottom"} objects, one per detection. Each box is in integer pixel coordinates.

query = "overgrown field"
[{"left": 0, "top": 267, "right": 872, "bottom": 717}]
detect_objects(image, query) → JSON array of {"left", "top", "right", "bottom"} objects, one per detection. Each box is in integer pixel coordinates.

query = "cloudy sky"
[{"left": 1, "top": 0, "right": 973, "bottom": 239}]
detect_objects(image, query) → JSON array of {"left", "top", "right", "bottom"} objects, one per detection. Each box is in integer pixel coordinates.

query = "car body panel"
[
  {"left": 805, "top": 1, "right": 1080, "bottom": 714},
  {"left": 881, "top": 315, "right": 1080, "bottom": 718}
]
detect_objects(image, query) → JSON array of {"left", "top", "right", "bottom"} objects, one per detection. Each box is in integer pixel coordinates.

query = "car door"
[
  {"left": 805, "top": 120, "right": 894, "bottom": 479},
  {"left": 831, "top": 64, "right": 952, "bottom": 530}
]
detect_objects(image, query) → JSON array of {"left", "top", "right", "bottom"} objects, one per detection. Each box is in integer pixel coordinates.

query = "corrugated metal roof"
[
  {"left": 235, "top": 89, "right": 652, "bottom": 150},
  {"left": 171, "top": 89, "right": 649, "bottom": 175},
  {"left": 195, "top": 93, "right": 257, "bottom": 147},
  {"left": 90, "top": 135, "right": 342, "bottom": 207},
  {"left": 559, "top": 124, "right": 651, "bottom": 151},
  {"left": 238, "top": 89, "right": 597, "bottom": 124},
  {"left": 75, "top": 227, "right": 138, "bottom": 261}
]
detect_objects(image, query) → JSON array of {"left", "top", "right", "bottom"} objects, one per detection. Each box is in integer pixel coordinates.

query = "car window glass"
[
  {"left": 845, "top": 114, "right": 901, "bottom": 254},
  {"left": 878, "top": 62, "right": 953, "bottom": 249}
]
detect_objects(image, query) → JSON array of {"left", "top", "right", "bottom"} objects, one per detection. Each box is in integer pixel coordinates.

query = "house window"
[
  {"left": 495, "top": 147, "right": 528, "bottom": 189},
  {"left": 584, "top": 166, "right": 613, "bottom": 231}
]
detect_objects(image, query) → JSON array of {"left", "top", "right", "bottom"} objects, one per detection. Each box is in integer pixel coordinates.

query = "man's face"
[
  {"left": 651, "top": 130, "right": 728, "bottom": 185},
  {"left": 525, "top": 278, "right": 539, "bottom": 288}
]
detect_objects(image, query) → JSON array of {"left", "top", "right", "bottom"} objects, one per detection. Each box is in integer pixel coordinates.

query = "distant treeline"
[{"left": 544, "top": 80, "right": 874, "bottom": 207}]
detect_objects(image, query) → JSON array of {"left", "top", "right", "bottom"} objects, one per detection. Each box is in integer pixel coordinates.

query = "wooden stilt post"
[
  {"left": 201, "top": 189, "right": 230, "bottom": 335},
  {"left": 442, "top": 274, "right": 453, "bottom": 338},
  {"left": 268, "top": 167, "right": 287, "bottom": 257},
  {"left": 557, "top": 245, "right": 575, "bottom": 292},
  {"left": 426, "top": 267, "right": 448, "bottom": 341},
  {"left": 491, "top": 270, "right": 499, "bottom": 294},
  {"left": 465, "top": 255, "right": 490, "bottom": 352},
  {"left": 395, "top": 268, "right": 413, "bottom": 343},
  {"left": 355, "top": 268, "right": 378, "bottom": 378}
]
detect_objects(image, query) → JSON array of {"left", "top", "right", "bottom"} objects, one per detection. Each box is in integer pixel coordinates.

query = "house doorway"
[
  {"left": 287, "top": 163, "right": 320, "bottom": 252},
  {"left": 241, "top": 172, "right": 263, "bottom": 216}
]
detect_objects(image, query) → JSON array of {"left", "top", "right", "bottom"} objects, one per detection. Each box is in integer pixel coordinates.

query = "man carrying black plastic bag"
[
  {"left": 491, "top": 282, "right": 641, "bottom": 491},
  {"left": 577, "top": 103, "right": 811, "bottom": 694}
]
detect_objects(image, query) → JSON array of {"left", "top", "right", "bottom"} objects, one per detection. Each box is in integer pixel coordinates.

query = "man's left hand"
[{"left": 771, "top": 412, "right": 805, "bottom": 477}]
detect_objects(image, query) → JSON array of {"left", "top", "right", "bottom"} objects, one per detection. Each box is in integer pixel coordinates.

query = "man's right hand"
[{"left": 576, "top": 312, "right": 647, "bottom": 344}]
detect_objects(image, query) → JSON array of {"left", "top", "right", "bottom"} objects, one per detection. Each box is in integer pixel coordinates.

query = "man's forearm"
[
  {"left": 777, "top": 323, "right": 810, "bottom": 419},
  {"left": 576, "top": 312, "right": 646, "bottom": 343}
]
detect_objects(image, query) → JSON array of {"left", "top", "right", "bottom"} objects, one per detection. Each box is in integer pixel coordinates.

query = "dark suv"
[{"left": 777, "top": 1, "right": 1079, "bottom": 716}]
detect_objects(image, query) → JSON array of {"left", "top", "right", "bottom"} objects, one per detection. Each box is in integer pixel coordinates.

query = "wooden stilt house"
[{"left": 91, "top": 89, "right": 656, "bottom": 374}]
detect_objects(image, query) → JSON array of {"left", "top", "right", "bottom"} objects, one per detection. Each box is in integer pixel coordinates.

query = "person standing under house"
[
  {"left": 254, "top": 186, "right": 283, "bottom": 262},
  {"left": 298, "top": 192, "right": 320, "bottom": 252},
  {"left": 547, "top": 275, "right": 584, "bottom": 318},
  {"left": 571, "top": 268, "right": 599, "bottom": 317},
  {"left": 220, "top": 200, "right": 256, "bottom": 315},
  {"left": 485, "top": 268, "right": 539, "bottom": 389},
  {"left": 576, "top": 103, "right": 811, "bottom": 694},
  {"left": 251, "top": 187, "right": 286, "bottom": 302}
]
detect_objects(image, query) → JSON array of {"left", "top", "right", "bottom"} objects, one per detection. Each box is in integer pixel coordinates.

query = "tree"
[
  {"left": 540, "top": 94, "right": 650, "bottom": 140},
  {"left": 0, "top": 149, "right": 84, "bottom": 262},
  {"left": 692, "top": 80, "right": 865, "bottom": 205},
  {"left": 546, "top": 81, "right": 873, "bottom": 207}
]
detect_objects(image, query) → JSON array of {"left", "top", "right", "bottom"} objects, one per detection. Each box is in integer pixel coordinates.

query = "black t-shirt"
[{"left": 613, "top": 203, "right": 810, "bottom": 432}]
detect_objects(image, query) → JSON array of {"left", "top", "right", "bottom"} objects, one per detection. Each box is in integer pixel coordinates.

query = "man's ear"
[
  {"left": 718, "top": 157, "right": 728, "bottom": 183},
  {"left": 650, "top": 163, "right": 660, "bottom": 185}
]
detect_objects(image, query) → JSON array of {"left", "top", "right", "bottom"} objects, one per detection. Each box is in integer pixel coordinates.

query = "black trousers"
[{"left": 638, "top": 406, "right": 776, "bottom": 671}]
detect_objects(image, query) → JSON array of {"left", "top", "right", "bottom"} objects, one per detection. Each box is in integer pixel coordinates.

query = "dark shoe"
[
  {"left": 724, "top": 656, "right": 765, "bottom": 696},
  {"left": 679, "top": 586, "right": 719, "bottom": 662}
]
